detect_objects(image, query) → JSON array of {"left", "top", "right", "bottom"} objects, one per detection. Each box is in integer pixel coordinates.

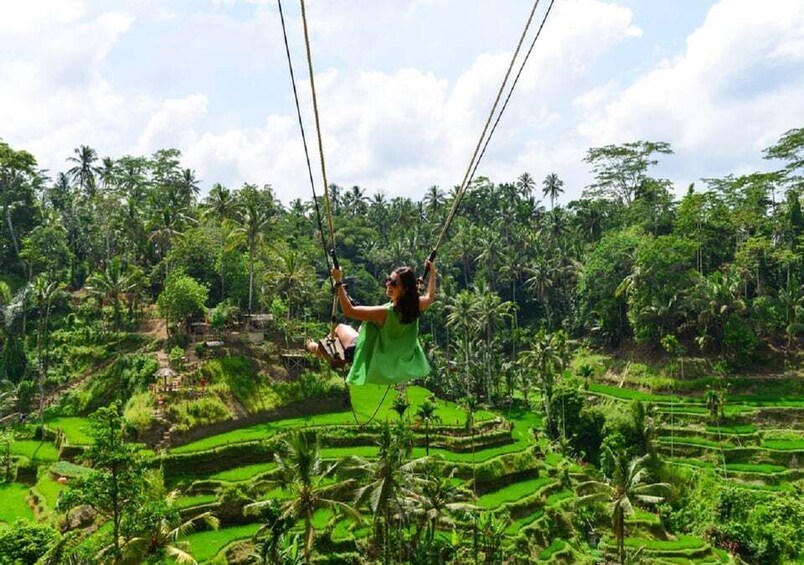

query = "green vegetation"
[
  {"left": 45, "top": 416, "right": 93, "bottom": 445},
  {"left": 183, "top": 523, "right": 261, "bottom": 562},
  {"left": 475, "top": 477, "right": 553, "bottom": 508},
  {"left": 0, "top": 484, "right": 35, "bottom": 523},
  {"left": 10, "top": 440, "right": 59, "bottom": 462},
  {"left": 1, "top": 129, "right": 802, "bottom": 563}
]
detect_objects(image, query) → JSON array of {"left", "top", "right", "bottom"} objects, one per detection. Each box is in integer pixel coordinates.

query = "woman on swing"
[{"left": 306, "top": 259, "right": 437, "bottom": 385}]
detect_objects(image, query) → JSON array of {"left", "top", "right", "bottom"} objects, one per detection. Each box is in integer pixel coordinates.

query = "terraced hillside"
[{"left": 6, "top": 348, "right": 802, "bottom": 563}]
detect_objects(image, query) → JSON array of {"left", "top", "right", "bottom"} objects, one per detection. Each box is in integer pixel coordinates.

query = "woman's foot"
[{"left": 305, "top": 339, "right": 319, "bottom": 355}]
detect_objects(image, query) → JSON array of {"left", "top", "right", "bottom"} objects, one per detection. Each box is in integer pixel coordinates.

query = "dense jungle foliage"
[{"left": 0, "top": 128, "right": 802, "bottom": 564}]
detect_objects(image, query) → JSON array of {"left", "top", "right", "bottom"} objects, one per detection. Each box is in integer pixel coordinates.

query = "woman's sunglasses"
[{"left": 384, "top": 277, "right": 399, "bottom": 287}]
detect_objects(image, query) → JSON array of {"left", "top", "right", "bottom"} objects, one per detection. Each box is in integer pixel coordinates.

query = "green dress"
[{"left": 346, "top": 302, "right": 430, "bottom": 386}]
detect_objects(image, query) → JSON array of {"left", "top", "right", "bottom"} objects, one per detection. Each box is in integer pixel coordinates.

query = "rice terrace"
[{"left": 1, "top": 1, "right": 803, "bottom": 564}]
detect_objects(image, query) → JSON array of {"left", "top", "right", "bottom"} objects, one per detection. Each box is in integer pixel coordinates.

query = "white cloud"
[
  {"left": 137, "top": 94, "right": 210, "bottom": 154},
  {"left": 5, "top": 0, "right": 799, "bottom": 208},
  {"left": 576, "top": 0, "right": 804, "bottom": 190}
]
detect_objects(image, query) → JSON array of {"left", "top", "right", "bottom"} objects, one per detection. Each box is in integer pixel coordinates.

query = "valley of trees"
[{"left": 0, "top": 128, "right": 802, "bottom": 564}]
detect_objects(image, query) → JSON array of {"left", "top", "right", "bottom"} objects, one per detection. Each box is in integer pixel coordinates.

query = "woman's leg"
[
  {"left": 334, "top": 323, "right": 359, "bottom": 347},
  {"left": 306, "top": 324, "right": 356, "bottom": 357}
]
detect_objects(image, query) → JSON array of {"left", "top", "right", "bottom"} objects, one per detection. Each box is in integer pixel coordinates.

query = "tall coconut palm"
[
  {"left": 343, "top": 422, "right": 428, "bottom": 564},
  {"left": 270, "top": 246, "right": 315, "bottom": 324},
  {"left": 342, "top": 185, "right": 368, "bottom": 216},
  {"left": 516, "top": 172, "right": 536, "bottom": 201},
  {"left": 67, "top": 145, "right": 100, "bottom": 197},
  {"left": 97, "top": 157, "right": 118, "bottom": 193},
  {"left": 415, "top": 398, "right": 441, "bottom": 456},
  {"left": 577, "top": 451, "right": 669, "bottom": 565},
  {"left": 33, "top": 275, "right": 64, "bottom": 424},
  {"left": 519, "top": 329, "right": 567, "bottom": 439},
  {"left": 177, "top": 168, "right": 201, "bottom": 204},
  {"left": 204, "top": 183, "right": 235, "bottom": 223},
  {"left": 246, "top": 431, "right": 358, "bottom": 564},
  {"left": 423, "top": 185, "right": 446, "bottom": 225},
  {"left": 231, "top": 198, "right": 273, "bottom": 315},
  {"left": 471, "top": 282, "right": 516, "bottom": 400},
  {"left": 411, "top": 465, "right": 476, "bottom": 544},
  {"left": 147, "top": 194, "right": 195, "bottom": 278},
  {"left": 542, "top": 172, "right": 564, "bottom": 211},
  {"left": 445, "top": 290, "right": 480, "bottom": 394}
]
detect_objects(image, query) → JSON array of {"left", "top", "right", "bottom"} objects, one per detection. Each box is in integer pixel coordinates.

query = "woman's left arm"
[
  {"left": 332, "top": 268, "right": 388, "bottom": 325},
  {"left": 419, "top": 259, "right": 437, "bottom": 311}
]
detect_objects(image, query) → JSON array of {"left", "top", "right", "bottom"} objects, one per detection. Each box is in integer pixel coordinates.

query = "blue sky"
[{"left": 1, "top": 0, "right": 802, "bottom": 204}]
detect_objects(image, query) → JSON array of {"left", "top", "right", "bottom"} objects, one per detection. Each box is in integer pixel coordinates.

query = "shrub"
[
  {"left": 167, "top": 395, "right": 232, "bottom": 433},
  {"left": 0, "top": 520, "right": 59, "bottom": 565},
  {"left": 58, "top": 354, "right": 158, "bottom": 415},
  {"left": 123, "top": 392, "right": 156, "bottom": 436},
  {"left": 723, "top": 314, "right": 758, "bottom": 367}
]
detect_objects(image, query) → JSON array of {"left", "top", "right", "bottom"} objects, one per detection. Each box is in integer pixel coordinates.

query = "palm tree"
[
  {"left": 270, "top": 246, "right": 315, "bottom": 324},
  {"left": 475, "top": 229, "right": 502, "bottom": 290},
  {"left": 519, "top": 329, "right": 568, "bottom": 439},
  {"left": 33, "top": 275, "right": 64, "bottom": 424},
  {"left": 204, "top": 183, "right": 235, "bottom": 223},
  {"left": 778, "top": 280, "right": 804, "bottom": 348},
  {"left": 231, "top": 197, "right": 273, "bottom": 315},
  {"left": 86, "top": 258, "right": 139, "bottom": 330},
  {"left": 342, "top": 185, "right": 368, "bottom": 216},
  {"left": 461, "top": 395, "right": 482, "bottom": 496},
  {"left": 121, "top": 490, "right": 219, "bottom": 564},
  {"left": 471, "top": 282, "right": 516, "bottom": 400},
  {"left": 412, "top": 464, "right": 476, "bottom": 545},
  {"left": 577, "top": 451, "right": 669, "bottom": 565},
  {"left": 97, "top": 157, "right": 118, "bottom": 193},
  {"left": 246, "top": 431, "right": 358, "bottom": 564},
  {"left": 147, "top": 193, "right": 195, "bottom": 278},
  {"left": 423, "top": 185, "right": 446, "bottom": 224},
  {"left": 177, "top": 168, "right": 201, "bottom": 204},
  {"left": 391, "top": 388, "right": 410, "bottom": 421},
  {"left": 690, "top": 269, "right": 746, "bottom": 351},
  {"left": 67, "top": 145, "right": 100, "bottom": 197},
  {"left": 247, "top": 499, "right": 294, "bottom": 565},
  {"left": 516, "top": 172, "right": 536, "bottom": 201},
  {"left": 415, "top": 398, "right": 441, "bottom": 456},
  {"left": 542, "top": 173, "right": 564, "bottom": 211},
  {"left": 445, "top": 290, "right": 480, "bottom": 394},
  {"left": 344, "top": 423, "right": 428, "bottom": 564}
]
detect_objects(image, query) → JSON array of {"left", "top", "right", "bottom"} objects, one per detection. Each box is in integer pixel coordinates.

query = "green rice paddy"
[
  {"left": 0, "top": 483, "right": 35, "bottom": 524},
  {"left": 206, "top": 462, "right": 276, "bottom": 482},
  {"left": 475, "top": 477, "right": 553, "bottom": 509},
  {"left": 183, "top": 523, "right": 261, "bottom": 562},
  {"left": 45, "top": 416, "right": 93, "bottom": 445},
  {"left": 10, "top": 440, "right": 59, "bottom": 462}
]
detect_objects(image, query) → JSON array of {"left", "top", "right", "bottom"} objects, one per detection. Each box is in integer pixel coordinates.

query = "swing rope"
[
  {"left": 297, "top": 0, "right": 345, "bottom": 337},
  {"left": 278, "top": 0, "right": 556, "bottom": 424},
  {"left": 276, "top": 0, "right": 335, "bottom": 295},
  {"left": 431, "top": 0, "right": 555, "bottom": 265},
  {"left": 279, "top": 0, "right": 388, "bottom": 426}
]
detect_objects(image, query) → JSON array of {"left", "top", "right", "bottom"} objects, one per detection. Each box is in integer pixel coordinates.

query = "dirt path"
[{"left": 140, "top": 313, "right": 167, "bottom": 341}]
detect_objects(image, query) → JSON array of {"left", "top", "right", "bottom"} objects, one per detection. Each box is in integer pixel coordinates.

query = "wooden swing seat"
[{"left": 318, "top": 336, "right": 349, "bottom": 369}]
